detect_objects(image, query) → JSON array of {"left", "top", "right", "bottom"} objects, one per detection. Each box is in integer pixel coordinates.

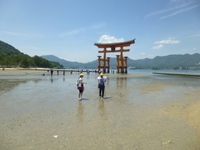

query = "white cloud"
[
  {"left": 59, "top": 28, "right": 85, "bottom": 37},
  {"left": 1, "top": 31, "right": 27, "bottom": 36},
  {"left": 152, "top": 44, "right": 164, "bottom": 50},
  {"left": 58, "top": 23, "right": 105, "bottom": 37},
  {"left": 170, "top": 0, "right": 185, "bottom": 3},
  {"left": 140, "top": 52, "right": 146, "bottom": 56},
  {"left": 184, "top": 33, "right": 200, "bottom": 38},
  {"left": 153, "top": 37, "right": 180, "bottom": 49},
  {"left": 98, "top": 35, "right": 124, "bottom": 43},
  {"left": 146, "top": 2, "right": 191, "bottom": 17},
  {"left": 1, "top": 31, "right": 45, "bottom": 38},
  {"left": 161, "top": 4, "right": 200, "bottom": 19},
  {"left": 155, "top": 38, "right": 180, "bottom": 44},
  {"left": 90, "top": 23, "right": 106, "bottom": 29},
  {"left": 146, "top": 1, "right": 200, "bottom": 19}
]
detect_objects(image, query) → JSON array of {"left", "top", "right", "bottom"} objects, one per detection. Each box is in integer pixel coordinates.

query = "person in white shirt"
[
  {"left": 97, "top": 73, "right": 107, "bottom": 98},
  {"left": 76, "top": 73, "right": 86, "bottom": 100}
]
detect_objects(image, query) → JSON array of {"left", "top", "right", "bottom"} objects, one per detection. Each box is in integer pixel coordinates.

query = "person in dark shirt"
[{"left": 97, "top": 73, "right": 106, "bottom": 98}]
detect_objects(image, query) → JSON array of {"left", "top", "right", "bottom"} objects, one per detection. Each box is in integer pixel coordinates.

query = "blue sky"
[{"left": 0, "top": 0, "right": 200, "bottom": 63}]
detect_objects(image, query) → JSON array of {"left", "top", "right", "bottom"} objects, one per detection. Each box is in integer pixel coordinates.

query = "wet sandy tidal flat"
[{"left": 0, "top": 69, "right": 200, "bottom": 150}]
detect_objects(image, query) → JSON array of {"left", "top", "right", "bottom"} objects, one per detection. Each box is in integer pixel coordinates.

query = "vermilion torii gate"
[{"left": 94, "top": 39, "right": 135, "bottom": 73}]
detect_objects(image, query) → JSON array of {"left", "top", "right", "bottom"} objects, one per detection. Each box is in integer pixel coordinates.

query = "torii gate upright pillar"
[
  {"left": 107, "top": 57, "right": 110, "bottom": 73},
  {"left": 97, "top": 55, "right": 110, "bottom": 73}
]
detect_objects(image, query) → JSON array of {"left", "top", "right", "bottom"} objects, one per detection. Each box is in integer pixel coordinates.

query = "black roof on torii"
[{"left": 94, "top": 39, "right": 135, "bottom": 48}]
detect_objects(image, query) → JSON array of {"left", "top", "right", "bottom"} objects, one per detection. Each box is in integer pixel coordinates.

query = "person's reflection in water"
[
  {"left": 98, "top": 99, "right": 105, "bottom": 117},
  {"left": 51, "top": 77, "right": 53, "bottom": 83},
  {"left": 77, "top": 101, "right": 84, "bottom": 122}
]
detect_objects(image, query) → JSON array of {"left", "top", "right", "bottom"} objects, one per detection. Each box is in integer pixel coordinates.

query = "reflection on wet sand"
[
  {"left": 0, "top": 79, "right": 27, "bottom": 93},
  {"left": 77, "top": 101, "right": 84, "bottom": 122},
  {"left": 51, "top": 77, "right": 53, "bottom": 83},
  {"left": 0, "top": 70, "right": 200, "bottom": 150},
  {"left": 0, "top": 79, "right": 42, "bottom": 94},
  {"left": 98, "top": 99, "right": 105, "bottom": 117}
]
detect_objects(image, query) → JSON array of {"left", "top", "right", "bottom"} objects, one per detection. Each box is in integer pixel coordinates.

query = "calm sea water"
[{"left": 128, "top": 69, "right": 200, "bottom": 75}]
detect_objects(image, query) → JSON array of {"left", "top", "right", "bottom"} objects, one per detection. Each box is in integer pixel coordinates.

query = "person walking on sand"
[
  {"left": 50, "top": 69, "right": 53, "bottom": 77},
  {"left": 97, "top": 73, "right": 106, "bottom": 98},
  {"left": 76, "top": 73, "right": 86, "bottom": 100}
]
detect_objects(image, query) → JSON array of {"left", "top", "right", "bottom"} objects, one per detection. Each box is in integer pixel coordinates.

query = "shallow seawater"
[{"left": 0, "top": 72, "right": 200, "bottom": 150}]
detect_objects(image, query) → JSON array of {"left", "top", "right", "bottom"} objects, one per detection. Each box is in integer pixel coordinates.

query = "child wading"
[
  {"left": 76, "top": 73, "right": 86, "bottom": 100},
  {"left": 97, "top": 73, "right": 106, "bottom": 98}
]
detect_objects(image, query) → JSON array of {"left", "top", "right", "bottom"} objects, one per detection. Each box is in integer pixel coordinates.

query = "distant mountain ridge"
[
  {"left": 41, "top": 55, "right": 93, "bottom": 68},
  {"left": 41, "top": 53, "right": 200, "bottom": 70},
  {"left": 129, "top": 53, "right": 200, "bottom": 69}
]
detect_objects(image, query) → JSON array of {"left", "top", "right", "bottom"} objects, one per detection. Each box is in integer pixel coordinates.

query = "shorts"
[{"left": 77, "top": 86, "right": 84, "bottom": 93}]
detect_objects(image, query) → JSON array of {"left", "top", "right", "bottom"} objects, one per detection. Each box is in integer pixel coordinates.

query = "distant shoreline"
[
  {"left": 152, "top": 71, "right": 200, "bottom": 77},
  {"left": 0, "top": 68, "right": 151, "bottom": 78},
  {"left": 1, "top": 68, "right": 200, "bottom": 78},
  {"left": 0, "top": 67, "right": 97, "bottom": 72}
]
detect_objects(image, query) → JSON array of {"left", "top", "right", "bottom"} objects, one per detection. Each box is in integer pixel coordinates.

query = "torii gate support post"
[
  {"left": 97, "top": 56, "right": 110, "bottom": 73},
  {"left": 107, "top": 57, "right": 110, "bottom": 73},
  {"left": 124, "top": 56, "right": 128, "bottom": 73},
  {"left": 117, "top": 55, "right": 127, "bottom": 73},
  {"left": 119, "top": 46, "right": 124, "bottom": 73},
  {"left": 97, "top": 56, "right": 101, "bottom": 71},
  {"left": 116, "top": 55, "right": 120, "bottom": 73},
  {"left": 103, "top": 47, "right": 107, "bottom": 73}
]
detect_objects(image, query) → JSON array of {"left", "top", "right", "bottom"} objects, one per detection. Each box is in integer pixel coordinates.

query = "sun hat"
[
  {"left": 100, "top": 73, "right": 104, "bottom": 76},
  {"left": 80, "top": 73, "right": 84, "bottom": 77}
]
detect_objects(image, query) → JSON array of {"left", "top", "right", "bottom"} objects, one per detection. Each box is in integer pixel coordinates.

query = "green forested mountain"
[{"left": 0, "top": 40, "right": 63, "bottom": 68}]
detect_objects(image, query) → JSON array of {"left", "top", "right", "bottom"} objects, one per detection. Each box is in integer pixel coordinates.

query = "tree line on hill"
[{"left": 0, "top": 40, "right": 64, "bottom": 68}]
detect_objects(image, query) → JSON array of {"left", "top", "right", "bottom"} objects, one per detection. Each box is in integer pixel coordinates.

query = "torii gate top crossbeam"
[{"left": 94, "top": 39, "right": 135, "bottom": 48}]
